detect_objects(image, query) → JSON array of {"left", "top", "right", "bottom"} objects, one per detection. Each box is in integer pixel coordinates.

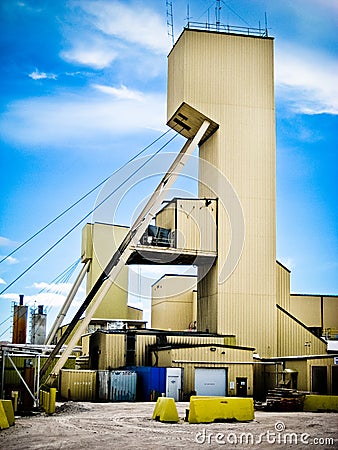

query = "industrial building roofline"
[
  {"left": 91, "top": 328, "right": 236, "bottom": 338},
  {"left": 185, "top": 22, "right": 270, "bottom": 38},
  {"left": 152, "top": 342, "right": 255, "bottom": 352},
  {"left": 277, "top": 304, "right": 327, "bottom": 345},
  {"left": 257, "top": 354, "right": 338, "bottom": 362}
]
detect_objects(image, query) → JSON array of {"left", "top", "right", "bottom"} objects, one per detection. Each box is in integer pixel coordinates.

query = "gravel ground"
[{"left": 0, "top": 402, "right": 337, "bottom": 449}]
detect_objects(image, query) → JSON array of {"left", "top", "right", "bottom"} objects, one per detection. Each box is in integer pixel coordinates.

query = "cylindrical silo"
[{"left": 31, "top": 305, "right": 47, "bottom": 345}]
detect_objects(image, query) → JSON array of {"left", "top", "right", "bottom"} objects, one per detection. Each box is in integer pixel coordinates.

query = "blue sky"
[{"left": 0, "top": 0, "right": 337, "bottom": 340}]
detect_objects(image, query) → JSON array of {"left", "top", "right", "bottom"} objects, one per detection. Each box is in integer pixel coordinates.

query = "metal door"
[
  {"left": 195, "top": 368, "right": 227, "bottom": 396},
  {"left": 311, "top": 366, "right": 327, "bottom": 394},
  {"left": 166, "top": 368, "right": 182, "bottom": 401},
  {"left": 236, "top": 377, "right": 247, "bottom": 396}
]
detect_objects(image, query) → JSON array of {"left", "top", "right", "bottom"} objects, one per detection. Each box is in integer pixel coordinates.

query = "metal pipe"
[
  {"left": 7, "top": 354, "right": 35, "bottom": 401},
  {"left": 45, "top": 259, "right": 90, "bottom": 346},
  {"left": 1, "top": 350, "right": 6, "bottom": 399},
  {"left": 35, "top": 355, "right": 40, "bottom": 407}
]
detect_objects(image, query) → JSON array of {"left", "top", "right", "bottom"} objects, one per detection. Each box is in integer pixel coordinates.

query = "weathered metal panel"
[
  {"left": 60, "top": 369, "right": 96, "bottom": 401},
  {"left": 97, "top": 370, "right": 110, "bottom": 401},
  {"left": 12, "top": 305, "right": 27, "bottom": 344},
  {"left": 110, "top": 370, "right": 137, "bottom": 401}
]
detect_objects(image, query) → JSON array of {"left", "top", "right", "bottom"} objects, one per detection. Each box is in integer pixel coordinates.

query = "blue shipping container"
[
  {"left": 130, "top": 366, "right": 166, "bottom": 401},
  {"left": 110, "top": 370, "right": 137, "bottom": 401}
]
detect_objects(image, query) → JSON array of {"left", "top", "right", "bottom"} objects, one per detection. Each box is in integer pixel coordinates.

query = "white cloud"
[
  {"left": 32, "top": 281, "right": 85, "bottom": 295},
  {"left": 0, "top": 292, "right": 81, "bottom": 308},
  {"left": 0, "top": 91, "right": 166, "bottom": 149},
  {"left": 28, "top": 69, "right": 57, "bottom": 80},
  {"left": 82, "top": 0, "right": 169, "bottom": 55},
  {"left": 3, "top": 256, "right": 19, "bottom": 265},
  {"left": 275, "top": 43, "right": 338, "bottom": 115},
  {"left": 0, "top": 278, "right": 6, "bottom": 285},
  {"left": 61, "top": 38, "right": 118, "bottom": 69},
  {"left": 93, "top": 84, "right": 143, "bottom": 101},
  {"left": 0, "top": 236, "right": 16, "bottom": 247}
]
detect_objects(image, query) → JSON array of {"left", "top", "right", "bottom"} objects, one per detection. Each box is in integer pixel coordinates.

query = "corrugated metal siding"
[
  {"left": 276, "top": 262, "right": 290, "bottom": 310},
  {"left": 176, "top": 199, "right": 217, "bottom": 252},
  {"left": 110, "top": 370, "right": 137, "bottom": 401},
  {"left": 155, "top": 200, "right": 176, "bottom": 231},
  {"left": 98, "top": 333, "right": 125, "bottom": 370},
  {"left": 277, "top": 308, "right": 327, "bottom": 357},
  {"left": 168, "top": 29, "right": 277, "bottom": 357},
  {"left": 155, "top": 346, "right": 253, "bottom": 396},
  {"left": 97, "top": 370, "right": 110, "bottom": 401},
  {"left": 135, "top": 334, "right": 156, "bottom": 366},
  {"left": 60, "top": 369, "right": 96, "bottom": 401}
]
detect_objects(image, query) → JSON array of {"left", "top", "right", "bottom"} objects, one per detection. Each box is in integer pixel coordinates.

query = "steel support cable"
[
  {"left": 0, "top": 129, "right": 172, "bottom": 266},
  {"left": 0, "top": 258, "right": 81, "bottom": 337},
  {"left": 0, "top": 131, "right": 180, "bottom": 297}
]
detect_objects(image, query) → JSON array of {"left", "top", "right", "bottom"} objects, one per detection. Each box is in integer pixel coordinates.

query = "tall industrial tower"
[{"left": 167, "top": 28, "right": 276, "bottom": 357}]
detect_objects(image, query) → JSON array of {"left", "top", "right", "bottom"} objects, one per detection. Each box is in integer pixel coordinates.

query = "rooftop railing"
[{"left": 185, "top": 21, "right": 269, "bottom": 38}]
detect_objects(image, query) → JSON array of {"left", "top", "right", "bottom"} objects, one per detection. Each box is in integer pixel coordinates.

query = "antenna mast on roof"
[
  {"left": 166, "top": 1, "right": 174, "bottom": 47},
  {"left": 215, "top": 0, "right": 221, "bottom": 30}
]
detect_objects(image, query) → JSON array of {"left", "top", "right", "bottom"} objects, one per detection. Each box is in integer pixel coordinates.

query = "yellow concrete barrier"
[
  {"left": 0, "top": 401, "right": 9, "bottom": 430},
  {"left": 0, "top": 400, "right": 15, "bottom": 426},
  {"left": 304, "top": 395, "right": 338, "bottom": 412},
  {"left": 188, "top": 396, "right": 254, "bottom": 423},
  {"left": 152, "top": 397, "right": 179, "bottom": 422}
]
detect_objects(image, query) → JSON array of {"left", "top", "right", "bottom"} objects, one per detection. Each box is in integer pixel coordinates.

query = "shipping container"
[
  {"left": 130, "top": 366, "right": 166, "bottom": 401},
  {"left": 97, "top": 370, "right": 110, "bottom": 401},
  {"left": 110, "top": 370, "right": 137, "bottom": 401},
  {"left": 60, "top": 369, "right": 96, "bottom": 401}
]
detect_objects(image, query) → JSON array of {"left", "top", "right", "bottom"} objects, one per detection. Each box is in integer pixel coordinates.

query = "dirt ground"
[{"left": 1, "top": 402, "right": 337, "bottom": 449}]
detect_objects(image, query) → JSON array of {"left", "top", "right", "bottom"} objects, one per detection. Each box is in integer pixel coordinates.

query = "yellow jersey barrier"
[
  {"left": 152, "top": 397, "right": 179, "bottom": 422},
  {"left": 0, "top": 399, "right": 16, "bottom": 429},
  {"left": 188, "top": 396, "right": 254, "bottom": 423},
  {"left": 304, "top": 395, "right": 338, "bottom": 412}
]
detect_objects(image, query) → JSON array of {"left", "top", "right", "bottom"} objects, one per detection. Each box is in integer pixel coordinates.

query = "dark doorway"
[
  {"left": 332, "top": 366, "right": 338, "bottom": 395},
  {"left": 312, "top": 366, "right": 327, "bottom": 394},
  {"left": 236, "top": 377, "right": 247, "bottom": 396}
]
